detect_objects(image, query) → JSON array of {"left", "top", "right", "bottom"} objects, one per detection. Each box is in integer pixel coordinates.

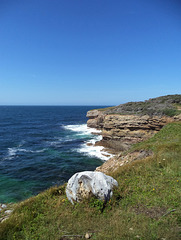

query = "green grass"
[
  {"left": 0, "top": 122, "right": 181, "bottom": 240},
  {"left": 89, "top": 106, "right": 116, "bottom": 112},
  {"left": 162, "top": 108, "right": 181, "bottom": 117}
]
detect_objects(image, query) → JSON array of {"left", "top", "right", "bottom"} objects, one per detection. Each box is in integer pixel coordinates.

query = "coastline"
[
  {"left": 81, "top": 127, "right": 115, "bottom": 162},
  {"left": 1, "top": 100, "right": 180, "bottom": 204},
  {"left": 1, "top": 97, "right": 181, "bottom": 218},
  {"left": 63, "top": 123, "right": 114, "bottom": 161},
  {"left": 0, "top": 106, "right": 107, "bottom": 204},
  {"left": 1, "top": 96, "right": 181, "bottom": 238},
  {"left": 86, "top": 99, "right": 181, "bottom": 174},
  {"left": 1, "top": 120, "right": 181, "bottom": 239}
]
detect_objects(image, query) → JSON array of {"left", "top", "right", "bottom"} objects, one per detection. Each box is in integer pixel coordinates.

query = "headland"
[{"left": 86, "top": 94, "right": 181, "bottom": 173}]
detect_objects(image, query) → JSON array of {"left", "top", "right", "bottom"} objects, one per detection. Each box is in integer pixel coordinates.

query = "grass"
[
  {"left": 162, "top": 108, "right": 181, "bottom": 117},
  {"left": 91, "top": 104, "right": 181, "bottom": 117},
  {"left": 89, "top": 106, "right": 115, "bottom": 112},
  {"left": 0, "top": 122, "right": 181, "bottom": 240}
]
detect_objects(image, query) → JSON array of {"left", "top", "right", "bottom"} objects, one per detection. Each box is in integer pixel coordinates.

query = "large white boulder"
[{"left": 66, "top": 171, "right": 118, "bottom": 204}]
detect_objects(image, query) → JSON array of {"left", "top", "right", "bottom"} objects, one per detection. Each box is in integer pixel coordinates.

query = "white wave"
[
  {"left": 77, "top": 142, "right": 113, "bottom": 161},
  {"left": 17, "top": 140, "right": 26, "bottom": 148},
  {"left": 7, "top": 147, "right": 46, "bottom": 158},
  {"left": 19, "top": 148, "right": 46, "bottom": 153},
  {"left": 32, "top": 149, "right": 46, "bottom": 153},
  {"left": 63, "top": 124, "right": 101, "bottom": 135},
  {"left": 63, "top": 124, "right": 113, "bottom": 161},
  {"left": 49, "top": 141, "right": 62, "bottom": 147},
  {"left": 87, "top": 135, "right": 102, "bottom": 144},
  {"left": 8, "top": 148, "right": 17, "bottom": 157},
  {"left": 46, "top": 135, "right": 77, "bottom": 147}
]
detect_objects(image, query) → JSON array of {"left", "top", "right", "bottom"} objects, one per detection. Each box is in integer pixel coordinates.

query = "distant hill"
[{"left": 100, "top": 94, "right": 181, "bottom": 117}]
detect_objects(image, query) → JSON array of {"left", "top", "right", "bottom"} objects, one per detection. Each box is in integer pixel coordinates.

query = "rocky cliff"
[
  {"left": 87, "top": 95, "right": 181, "bottom": 173},
  {"left": 87, "top": 111, "right": 178, "bottom": 151}
]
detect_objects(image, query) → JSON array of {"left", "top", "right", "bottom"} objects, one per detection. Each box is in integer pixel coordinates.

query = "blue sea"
[{"left": 0, "top": 106, "right": 111, "bottom": 203}]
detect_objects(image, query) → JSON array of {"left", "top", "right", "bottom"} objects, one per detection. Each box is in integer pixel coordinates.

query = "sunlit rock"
[{"left": 66, "top": 171, "right": 118, "bottom": 204}]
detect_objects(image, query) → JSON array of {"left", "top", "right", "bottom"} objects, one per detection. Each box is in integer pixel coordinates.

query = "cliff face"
[
  {"left": 87, "top": 108, "right": 181, "bottom": 174},
  {"left": 87, "top": 95, "right": 181, "bottom": 174},
  {"left": 87, "top": 110, "right": 177, "bottom": 152},
  {"left": 87, "top": 96, "right": 181, "bottom": 154}
]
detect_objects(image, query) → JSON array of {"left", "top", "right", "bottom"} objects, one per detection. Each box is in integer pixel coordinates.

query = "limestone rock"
[
  {"left": 0, "top": 203, "right": 14, "bottom": 223},
  {"left": 5, "top": 210, "right": 13, "bottom": 215},
  {"left": 85, "top": 233, "right": 91, "bottom": 239},
  {"left": 66, "top": 171, "right": 118, "bottom": 204},
  {"left": 96, "top": 149, "right": 153, "bottom": 174},
  {"left": 86, "top": 110, "right": 100, "bottom": 119},
  {"left": 0, "top": 204, "right": 7, "bottom": 213},
  {"left": 87, "top": 110, "right": 105, "bottom": 129},
  {"left": 1, "top": 204, "right": 7, "bottom": 209},
  {"left": 86, "top": 95, "right": 181, "bottom": 152},
  {"left": 87, "top": 111, "right": 175, "bottom": 151},
  {"left": 86, "top": 96, "right": 181, "bottom": 174},
  {"left": 87, "top": 118, "right": 99, "bottom": 128},
  {"left": 1, "top": 217, "right": 9, "bottom": 223}
]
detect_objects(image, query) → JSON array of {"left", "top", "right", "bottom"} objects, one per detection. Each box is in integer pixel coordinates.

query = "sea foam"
[
  {"left": 7, "top": 147, "right": 46, "bottom": 159},
  {"left": 63, "top": 124, "right": 113, "bottom": 161},
  {"left": 63, "top": 124, "right": 101, "bottom": 135}
]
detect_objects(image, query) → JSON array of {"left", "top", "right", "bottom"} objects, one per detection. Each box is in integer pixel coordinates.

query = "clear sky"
[{"left": 0, "top": 0, "right": 181, "bottom": 105}]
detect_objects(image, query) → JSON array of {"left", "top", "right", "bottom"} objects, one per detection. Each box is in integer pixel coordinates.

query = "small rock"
[
  {"left": 1, "top": 217, "right": 9, "bottom": 223},
  {"left": 5, "top": 210, "right": 13, "bottom": 214},
  {"left": 85, "top": 233, "right": 91, "bottom": 239},
  {"left": 1, "top": 204, "right": 7, "bottom": 209},
  {"left": 86, "top": 143, "right": 93, "bottom": 146}
]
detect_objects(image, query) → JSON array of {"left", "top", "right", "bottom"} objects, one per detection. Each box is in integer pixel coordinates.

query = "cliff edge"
[{"left": 87, "top": 94, "right": 181, "bottom": 173}]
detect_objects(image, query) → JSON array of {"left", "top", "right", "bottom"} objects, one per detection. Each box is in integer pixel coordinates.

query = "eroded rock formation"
[
  {"left": 86, "top": 95, "right": 181, "bottom": 173},
  {"left": 87, "top": 110, "right": 178, "bottom": 151}
]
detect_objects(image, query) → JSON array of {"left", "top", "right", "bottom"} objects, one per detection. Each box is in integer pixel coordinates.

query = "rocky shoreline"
[
  {"left": 87, "top": 95, "right": 181, "bottom": 174},
  {"left": 1, "top": 95, "right": 181, "bottom": 223},
  {"left": 0, "top": 203, "right": 14, "bottom": 223}
]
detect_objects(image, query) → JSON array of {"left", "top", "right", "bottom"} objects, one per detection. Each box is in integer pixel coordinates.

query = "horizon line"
[{"left": 0, "top": 104, "right": 113, "bottom": 107}]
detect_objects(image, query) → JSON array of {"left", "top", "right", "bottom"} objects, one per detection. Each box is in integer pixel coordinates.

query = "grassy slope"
[{"left": 0, "top": 122, "right": 181, "bottom": 240}]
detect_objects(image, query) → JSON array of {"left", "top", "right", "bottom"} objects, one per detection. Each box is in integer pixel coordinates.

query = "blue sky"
[{"left": 0, "top": 0, "right": 181, "bottom": 105}]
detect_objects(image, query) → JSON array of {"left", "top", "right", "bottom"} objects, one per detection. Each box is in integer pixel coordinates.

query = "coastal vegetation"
[
  {"left": 0, "top": 121, "right": 180, "bottom": 239},
  {"left": 94, "top": 94, "right": 181, "bottom": 117}
]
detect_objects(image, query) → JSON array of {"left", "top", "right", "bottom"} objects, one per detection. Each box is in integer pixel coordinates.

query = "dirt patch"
[
  {"left": 131, "top": 149, "right": 153, "bottom": 161},
  {"left": 96, "top": 149, "right": 153, "bottom": 174},
  {"left": 131, "top": 204, "right": 167, "bottom": 219}
]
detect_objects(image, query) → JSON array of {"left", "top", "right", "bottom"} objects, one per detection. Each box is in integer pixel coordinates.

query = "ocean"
[{"left": 0, "top": 106, "right": 110, "bottom": 203}]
